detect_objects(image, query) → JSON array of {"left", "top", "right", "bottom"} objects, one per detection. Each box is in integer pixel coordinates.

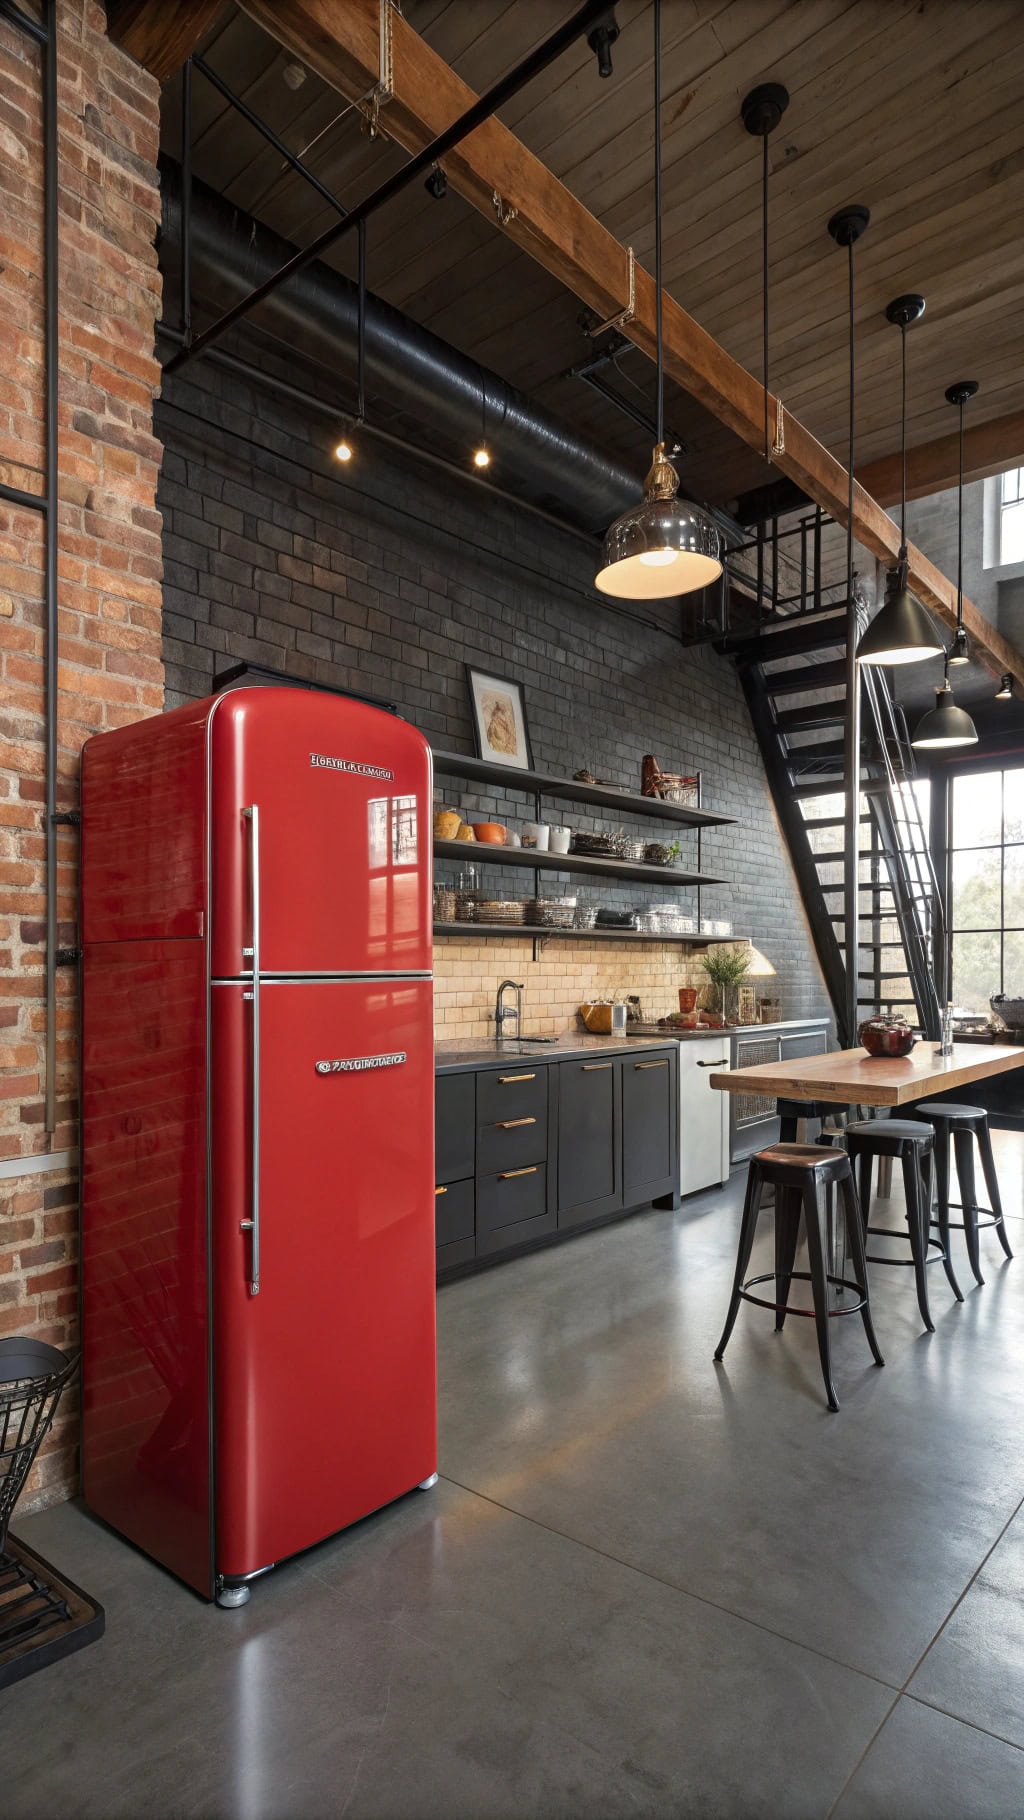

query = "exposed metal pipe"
[
  {"left": 158, "top": 161, "right": 641, "bottom": 535},
  {"left": 43, "top": 0, "right": 59, "bottom": 1134},
  {"left": 163, "top": 0, "right": 609, "bottom": 377}
]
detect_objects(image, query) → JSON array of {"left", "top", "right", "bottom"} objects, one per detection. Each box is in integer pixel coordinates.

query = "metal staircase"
[{"left": 720, "top": 536, "right": 944, "bottom": 1047}]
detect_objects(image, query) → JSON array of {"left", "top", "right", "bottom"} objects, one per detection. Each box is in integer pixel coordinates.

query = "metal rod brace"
[{"left": 587, "top": 247, "right": 635, "bottom": 338}]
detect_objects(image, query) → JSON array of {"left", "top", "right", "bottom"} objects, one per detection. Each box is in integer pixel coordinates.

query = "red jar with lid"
[{"left": 857, "top": 1014, "right": 917, "bottom": 1058}]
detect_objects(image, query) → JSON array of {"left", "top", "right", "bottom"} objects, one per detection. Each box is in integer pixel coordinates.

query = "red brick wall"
[{"left": 0, "top": 1, "right": 164, "bottom": 1507}]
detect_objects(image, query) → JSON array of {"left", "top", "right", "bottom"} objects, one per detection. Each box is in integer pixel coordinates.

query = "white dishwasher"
[{"left": 678, "top": 1035, "right": 732, "bottom": 1196}]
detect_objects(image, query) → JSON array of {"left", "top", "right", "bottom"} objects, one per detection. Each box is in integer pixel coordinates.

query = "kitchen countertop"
[{"left": 434, "top": 1017, "right": 830, "bottom": 1073}]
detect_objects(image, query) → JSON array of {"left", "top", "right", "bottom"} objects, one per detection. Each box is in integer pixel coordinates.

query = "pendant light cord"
[
  {"left": 762, "top": 132, "right": 769, "bottom": 462},
  {"left": 900, "top": 320, "right": 907, "bottom": 553},
  {"left": 653, "top": 0, "right": 664, "bottom": 448},
  {"left": 846, "top": 238, "right": 854, "bottom": 615},
  {"left": 956, "top": 395, "right": 964, "bottom": 628}
]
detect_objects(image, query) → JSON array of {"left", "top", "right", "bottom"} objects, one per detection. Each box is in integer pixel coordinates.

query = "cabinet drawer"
[
  {"left": 780, "top": 1031, "right": 829, "bottom": 1062},
  {"left": 434, "top": 1177, "right": 474, "bottom": 1247},
  {"left": 477, "top": 1162, "right": 547, "bottom": 1234},
  {"left": 436, "top": 1235, "right": 475, "bottom": 1273},
  {"left": 477, "top": 1111, "right": 547, "bottom": 1175},
  {"left": 476, "top": 1065, "right": 547, "bottom": 1124},
  {"left": 435, "top": 1071, "right": 476, "bottom": 1184}
]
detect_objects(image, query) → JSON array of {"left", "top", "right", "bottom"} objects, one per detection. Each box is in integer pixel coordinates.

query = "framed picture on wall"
[{"left": 466, "top": 666, "right": 534, "bottom": 771}]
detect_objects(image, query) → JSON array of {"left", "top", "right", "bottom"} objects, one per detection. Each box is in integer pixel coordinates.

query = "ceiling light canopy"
[
  {"left": 596, "top": 0, "right": 723, "bottom": 602},
  {"left": 911, "top": 678, "right": 978, "bottom": 749}
]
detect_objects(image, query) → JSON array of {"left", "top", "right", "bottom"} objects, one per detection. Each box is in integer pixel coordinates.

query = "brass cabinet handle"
[
  {"left": 499, "top": 1166, "right": 538, "bottom": 1179},
  {"left": 635, "top": 1059, "right": 668, "bottom": 1069},
  {"left": 434, "top": 1185, "right": 447, "bottom": 1195},
  {"left": 581, "top": 1062, "right": 612, "bottom": 1071},
  {"left": 496, "top": 1117, "right": 536, "bottom": 1129},
  {"left": 498, "top": 1073, "right": 536, "bottom": 1083}
]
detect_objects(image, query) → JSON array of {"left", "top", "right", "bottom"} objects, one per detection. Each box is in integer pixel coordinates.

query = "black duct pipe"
[{"left": 158, "top": 159, "right": 639, "bottom": 536}]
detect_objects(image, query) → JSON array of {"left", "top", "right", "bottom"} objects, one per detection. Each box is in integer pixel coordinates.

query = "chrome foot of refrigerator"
[
  {"left": 418, "top": 1472, "right": 439, "bottom": 1490},
  {"left": 216, "top": 1583, "right": 251, "bottom": 1608}
]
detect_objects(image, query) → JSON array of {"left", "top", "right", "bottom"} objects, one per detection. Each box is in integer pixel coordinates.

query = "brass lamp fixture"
[
  {"left": 857, "top": 296, "right": 945, "bottom": 665},
  {"left": 595, "top": 0, "right": 722, "bottom": 600}
]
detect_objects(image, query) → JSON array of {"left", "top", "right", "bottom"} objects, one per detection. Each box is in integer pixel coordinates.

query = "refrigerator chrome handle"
[{"left": 241, "top": 805, "right": 261, "bottom": 1296}]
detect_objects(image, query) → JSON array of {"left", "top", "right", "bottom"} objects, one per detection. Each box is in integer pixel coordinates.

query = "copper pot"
[{"left": 858, "top": 1014, "right": 917, "bottom": 1058}]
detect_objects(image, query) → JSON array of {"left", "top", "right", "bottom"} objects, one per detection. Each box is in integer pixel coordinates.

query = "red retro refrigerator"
[{"left": 80, "top": 685, "right": 437, "bottom": 1604}]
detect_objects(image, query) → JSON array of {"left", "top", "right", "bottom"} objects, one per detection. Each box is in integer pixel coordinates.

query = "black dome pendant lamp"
[
  {"left": 857, "top": 295, "right": 945, "bottom": 665},
  {"left": 595, "top": 0, "right": 722, "bottom": 600},
  {"left": 911, "top": 375, "right": 979, "bottom": 749}
]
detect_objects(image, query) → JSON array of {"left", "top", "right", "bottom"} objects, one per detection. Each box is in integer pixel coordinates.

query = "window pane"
[
  {"left": 952, "top": 771, "right": 1002, "bottom": 849},
  {"left": 951, "top": 931, "right": 1001, "bottom": 1013},
  {"left": 1004, "top": 846, "right": 1024, "bottom": 928},
  {"left": 1001, "top": 500, "right": 1024, "bottom": 563},
  {"left": 1004, "top": 930, "right": 1024, "bottom": 997},
  {"left": 951, "top": 847, "right": 1002, "bottom": 929},
  {"left": 1004, "top": 769, "right": 1024, "bottom": 843},
  {"left": 1002, "top": 468, "right": 1024, "bottom": 505}
]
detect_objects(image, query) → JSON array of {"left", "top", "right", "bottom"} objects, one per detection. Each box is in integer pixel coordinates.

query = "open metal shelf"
[
  {"left": 431, "top": 750, "right": 734, "bottom": 829},
  {"left": 432, "top": 838, "right": 723, "bottom": 888},
  {"left": 433, "top": 922, "right": 732, "bottom": 946}
]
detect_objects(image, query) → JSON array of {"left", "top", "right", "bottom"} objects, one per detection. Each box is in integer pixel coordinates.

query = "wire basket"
[{"left": 0, "top": 1339, "right": 79, "bottom": 1555}]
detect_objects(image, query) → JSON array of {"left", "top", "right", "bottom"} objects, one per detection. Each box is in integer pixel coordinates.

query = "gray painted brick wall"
[{"left": 156, "top": 362, "right": 831, "bottom": 1021}]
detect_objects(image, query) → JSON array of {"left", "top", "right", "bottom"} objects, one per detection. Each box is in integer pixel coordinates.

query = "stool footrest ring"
[
  {"left": 739, "top": 1270, "right": 868, "bottom": 1318},
  {"left": 930, "top": 1202, "right": 1001, "bottom": 1233},
  {"left": 865, "top": 1228, "right": 946, "bottom": 1266}
]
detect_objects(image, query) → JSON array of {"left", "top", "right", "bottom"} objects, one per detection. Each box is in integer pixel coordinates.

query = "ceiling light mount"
[
  {"left": 587, "top": 6, "right": 620, "bottom": 79},
  {"left": 945, "top": 379, "right": 979, "bottom": 409},
  {"left": 885, "top": 292, "right": 926, "bottom": 330},
  {"left": 741, "top": 81, "right": 790, "bottom": 137},
  {"left": 826, "top": 203, "right": 870, "bottom": 248}
]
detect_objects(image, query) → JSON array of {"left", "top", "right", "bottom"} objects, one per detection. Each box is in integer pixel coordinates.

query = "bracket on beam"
[{"left": 586, "top": 246, "right": 635, "bottom": 338}]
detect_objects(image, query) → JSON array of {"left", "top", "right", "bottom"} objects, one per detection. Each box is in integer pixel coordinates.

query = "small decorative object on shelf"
[
  {"left": 758, "top": 997, "right": 783, "bottom": 1024},
  {"left": 433, "top": 808, "right": 462, "bottom": 841},
  {"left": 858, "top": 1014, "right": 917, "bottom": 1058},
  {"left": 699, "top": 943, "right": 752, "bottom": 1025},
  {"left": 641, "top": 754, "right": 700, "bottom": 806},
  {"left": 466, "top": 665, "right": 533, "bottom": 771}
]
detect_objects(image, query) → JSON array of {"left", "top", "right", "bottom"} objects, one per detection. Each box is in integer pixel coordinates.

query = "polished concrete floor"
[{"left": 6, "top": 1129, "right": 1024, "bottom": 1819}]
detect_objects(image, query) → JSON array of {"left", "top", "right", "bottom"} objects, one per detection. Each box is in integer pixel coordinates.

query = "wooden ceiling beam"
[
  {"left": 106, "top": 0, "right": 230, "bottom": 80},
  {"left": 239, "top": 0, "right": 1024, "bottom": 692},
  {"left": 858, "top": 408, "right": 1024, "bottom": 508}
]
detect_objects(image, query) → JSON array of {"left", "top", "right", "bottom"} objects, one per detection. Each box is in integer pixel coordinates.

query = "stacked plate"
[{"left": 525, "top": 898, "right": 576, "bottom": 929}]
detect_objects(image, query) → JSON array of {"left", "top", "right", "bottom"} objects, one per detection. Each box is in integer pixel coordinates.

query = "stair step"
[
  {"left": 728, "top": 610, "right": 849, "bottom": 665},
  {"left": 792, "top": 779, "right": 858, "bottom": 800},
  {"left": 786, "top": 739, "right": 847, "bottom": 765},
  {"left": 765, "top": 659, "right": 849, "bottom": 696},
  {"left": 774, "top": 700, "right": 845, "bottom": 731},
  {"left": 857, "top": 972, "right": 915, "bottom": 982}
]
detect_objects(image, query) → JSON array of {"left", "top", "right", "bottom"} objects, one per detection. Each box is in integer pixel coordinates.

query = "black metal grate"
[{"left": 0, "top": 1339, "right": 78, "bottom": 1556}]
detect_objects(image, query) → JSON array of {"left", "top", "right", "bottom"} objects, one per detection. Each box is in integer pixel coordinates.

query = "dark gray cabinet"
[
  {"left": 622, "top": 1053, "right": 676, "bottom": 1202},
  {"left": 556, "top": 1058, "right": 621, "bottom": 1228},
  {"left": 435, "top": 1043, "right": 679, "bottom": 1275}
]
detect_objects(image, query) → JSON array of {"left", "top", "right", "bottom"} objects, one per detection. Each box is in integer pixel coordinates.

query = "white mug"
[
  {"left": 521, "top": 822, "right": 550, "bottom": 852},
  {"left": 548, "top": 826, "right": 571, "bottom": 854}
]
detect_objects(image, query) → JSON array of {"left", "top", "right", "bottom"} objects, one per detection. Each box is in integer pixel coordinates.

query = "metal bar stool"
[
  {"left": 844, "top": 1119, "right": 960, "bottom": 1328},
  {"left": 905, "top": 1102, "right": 1013, "bottom": 1287},
  {"left": 714, "top": 1142, "right": 884, "bottom": 1411}
]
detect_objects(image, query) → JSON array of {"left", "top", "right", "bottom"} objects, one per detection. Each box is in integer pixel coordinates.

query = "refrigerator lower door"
[
  {"left": 212, "top": 977, "right": 437, "bottom": 1579},
  {"left": 81, "top": 940, "right": 213, "bottom": 1598},
  {"left": 678, "top": 1040, "right": 732, "bottom": 1196}
]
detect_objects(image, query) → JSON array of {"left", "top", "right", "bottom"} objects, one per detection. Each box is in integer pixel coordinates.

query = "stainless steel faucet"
[{"left": 495, "top": 979, "right": 524, "bottom": 1040}]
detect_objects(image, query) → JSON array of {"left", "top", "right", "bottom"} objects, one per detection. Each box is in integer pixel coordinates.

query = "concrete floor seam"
[
  {"left": 437, "top": 1471, "right": 907, "bottom": 1700},
  {"left": 895, "top": 1481, "right": 1024, "bottom": 1692}
]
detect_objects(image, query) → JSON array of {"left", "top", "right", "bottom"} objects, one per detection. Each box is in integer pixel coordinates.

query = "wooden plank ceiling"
[{"left": 164, "top": 0, "right": 1024, "bottom": 516}]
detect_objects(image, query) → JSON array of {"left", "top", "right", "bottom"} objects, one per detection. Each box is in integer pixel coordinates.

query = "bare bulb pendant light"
[
  {"left": 856, "top": 296, "right": 945, "bottom": 665},
  {"left": 996, "top": 673, "right": 1014, "bottom": 700},
  {"left": 945, "top": 378, "right": 978, "bottom": 665},
  {"left": 595, "top": 0, "right": 722, "bottom": 600}
]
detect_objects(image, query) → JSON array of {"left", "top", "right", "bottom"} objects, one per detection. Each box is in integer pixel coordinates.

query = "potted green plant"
[{"left": 699, "top": 944, "right": 752, "bottom": 1025}]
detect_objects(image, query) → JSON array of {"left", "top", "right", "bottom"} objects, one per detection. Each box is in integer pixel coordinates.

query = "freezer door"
[
  {"left": 209, "top": 688, "right": 431, "bottom": 978},
  {"left": 212, "top": 978, "right": 437, "bottom": 1579}
]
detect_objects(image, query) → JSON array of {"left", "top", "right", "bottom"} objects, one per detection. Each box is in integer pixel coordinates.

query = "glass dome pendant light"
[
  {"left": 944, "top": 378, "right": 978, "bottom": 665},
  {"left": 856, "top": 296, "right": 945, "bottom": 665},
  {"left": 594, "top": 0, "right": 722, "bottom": 600}
]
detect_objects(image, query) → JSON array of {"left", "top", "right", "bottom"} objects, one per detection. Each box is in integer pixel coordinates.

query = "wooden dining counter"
[{"left": 709, "top": 1041, "right": 1024, "bottom": 1109}]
